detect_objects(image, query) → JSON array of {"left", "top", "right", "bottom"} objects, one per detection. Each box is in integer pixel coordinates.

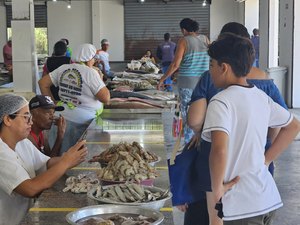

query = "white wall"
[
  {"left": 47, "top": 1, "right": 92, "bottom": 57},
  {"left": 245, "top": 0, "right": 259, "bottom": 35},
  {"left": 0, "top": 5, "right": 7, "bottom": 63},
  {"left": 47, "top": 0, "right": 124, "bottom": 61},
  {"left": 0, "top": 1, "right": 247, "bottom": 63},
  {"left": 210, "top": 0, "right": 245, "bottom": 41},
  {"left": 99, "top": 0, "right": 124, "bottom": 61}
]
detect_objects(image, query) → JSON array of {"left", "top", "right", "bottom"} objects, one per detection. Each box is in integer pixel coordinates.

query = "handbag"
[{"left": 168, "top": 138, "right": 207, "bottom": 206}]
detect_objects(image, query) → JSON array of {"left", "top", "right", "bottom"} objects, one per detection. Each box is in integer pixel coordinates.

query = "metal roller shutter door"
[
  {"left": 6, "top": 4, "right": 47, "bottom": 28},
  {"left": 124, "top": 0, "right": 210, "bottom": 60}
]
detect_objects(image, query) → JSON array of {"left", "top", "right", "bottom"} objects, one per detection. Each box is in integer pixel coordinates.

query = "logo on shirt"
[{"left": 59, "top": 68, "right": 83, "bottom": 105}]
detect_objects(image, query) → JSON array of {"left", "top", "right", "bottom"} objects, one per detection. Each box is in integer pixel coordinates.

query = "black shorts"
[{"left": 184, "top": 199, "right": 209, "bottom": 225}]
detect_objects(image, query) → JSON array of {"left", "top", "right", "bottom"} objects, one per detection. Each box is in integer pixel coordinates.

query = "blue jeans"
[
  {"left": 178, "top": 88, "right": 194, "bottom": 144},
  {"left": 162, "top": 65, "right": 173, "bottom": 91}
]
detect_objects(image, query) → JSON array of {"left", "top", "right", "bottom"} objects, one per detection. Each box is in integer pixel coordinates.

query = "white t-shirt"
[
  {"left": 50, "top": 63, "right": 106, "bottom": 123},
  {"left": 202, "top": 85, "right": 292, "bottom": 221},
  {"left": 0, "top": 139, "right": 50, "bottom": 225},
  {"left": 95, "top": 50, "right": 110, "bottom": 73}
]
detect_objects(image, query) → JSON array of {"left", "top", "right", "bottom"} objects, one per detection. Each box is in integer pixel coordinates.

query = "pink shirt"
[{"left": 3, "top": 43, "right": 12, "bottom": 66}]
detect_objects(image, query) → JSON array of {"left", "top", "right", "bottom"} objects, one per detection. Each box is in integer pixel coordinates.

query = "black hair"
[
  {"left": 164, "top": 33, "right": 170, "bottom": 41},
  {"left": 8, "top": 114, "right": 17, "bottom": 119},
  {"left": 146, "top": 49, "right": 153, "bottom": 58},
  {"left": 220, "top": 22, "right": 250, "bottom": 39},
  {"left": 0, "top": 114, "right": 16, "bottom": 129},
  {"left": 53, "top": 41, "right": 67, "bottom": 56},
  {"left": 253, "top": 28, "right": 259, "bottom": 36},
  {"left": 180, "top": 18, "right": 199, "bottom": 32},
  {"left": 208, "top": 33, "right": 255, "bottom": 77}
]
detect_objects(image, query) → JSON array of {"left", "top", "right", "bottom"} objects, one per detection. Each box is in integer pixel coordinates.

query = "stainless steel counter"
[{"left": 20, "top": 112, "right": 176, "bottom": 225}]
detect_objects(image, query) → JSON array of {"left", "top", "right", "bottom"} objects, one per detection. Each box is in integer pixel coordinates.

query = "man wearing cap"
[
  {"left": 0, "top": 93, "right": 87, "bottom": 225},
  {"left": 95, "top": 38, "right": 114, "bottom": 78},
  {"left": 28, "top": 95, "right": 66, "bottom": 157},
  {"left": 39, "top": 43, "right": 110, "bottom": 152}
]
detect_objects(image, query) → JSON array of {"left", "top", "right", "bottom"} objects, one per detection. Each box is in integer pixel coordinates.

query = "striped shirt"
[{"left": 178, "top": 35, "right": 210, "bottom": 89}]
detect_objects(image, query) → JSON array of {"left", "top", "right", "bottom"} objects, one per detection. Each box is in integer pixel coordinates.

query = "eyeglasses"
[{"left": 11, "top": 113, "right": 32, "bottom": 124}]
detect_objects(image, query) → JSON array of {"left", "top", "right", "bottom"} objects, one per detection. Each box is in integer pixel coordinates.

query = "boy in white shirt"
[{"left": 202, "top": 33, "right": 300, "bottom": 224}]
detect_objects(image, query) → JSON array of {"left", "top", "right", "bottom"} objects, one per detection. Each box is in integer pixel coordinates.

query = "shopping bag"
[
  {"left": 172, "top": 113, "right": 182, "bottom": 138},
  {"left": 172, "top": 102, "right": 183, "bottom": 138},
  {"left": 168, "top": 142, "right": 206, "bottom": 206}
]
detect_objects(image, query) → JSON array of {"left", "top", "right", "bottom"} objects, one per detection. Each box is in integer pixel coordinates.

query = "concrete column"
[
  {"left": 92, "top": 0, "right": 101, "bottom": 49},
  {"left": 258, "top": 0, "right": 269, "bottom": 70},
  {"left": 278, "top": 0, "right": 294, "bottom": 107},
  {"left": 11, "top": 0, "right": 37, "bottom": 93},
  {"left": 259, "top": 1, "right": 280, "bottom": 75}
]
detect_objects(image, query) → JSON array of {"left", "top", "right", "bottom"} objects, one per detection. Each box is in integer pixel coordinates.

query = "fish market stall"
[
  {"left": 106, "top": 71, "right": 176, "bottom": 112},
  {"left": 20, "top": 113, "right": 174, "bottom": 225}
]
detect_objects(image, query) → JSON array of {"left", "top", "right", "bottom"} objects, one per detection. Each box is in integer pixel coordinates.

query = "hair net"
[
  {"left": 0, "top": 94, "right": 28, "bottom": 124},
  {"left": 72, "top": 43, "right": 96, "bottom": 62}
]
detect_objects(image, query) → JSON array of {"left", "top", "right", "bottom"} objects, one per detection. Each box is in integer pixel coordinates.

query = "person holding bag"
[
  {"left": 172, "top": 22, "right": 290, "bottom": 225},
  {"left": 158, "top": 18, "right": 209, "bottom": 146}
]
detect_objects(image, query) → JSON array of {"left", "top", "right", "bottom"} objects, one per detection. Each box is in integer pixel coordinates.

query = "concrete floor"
[
  {"left": 20, "top": 109, "right": 300, "bottom": 225},
  {"left": 272, "top": 109, "right": 300, "bottom": 225}
]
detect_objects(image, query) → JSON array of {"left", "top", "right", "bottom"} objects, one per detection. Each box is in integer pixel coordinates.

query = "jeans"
[
  {"left": 162, "top": 65, "right": 173, "bottom": 91},
  {"left": 178, "top": 88, "right": 194, "bottom": 144}
]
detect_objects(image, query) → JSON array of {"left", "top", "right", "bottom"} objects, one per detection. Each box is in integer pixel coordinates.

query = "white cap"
[{"left": 72, "top": 43, "right": 96, "bottom": 62}]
